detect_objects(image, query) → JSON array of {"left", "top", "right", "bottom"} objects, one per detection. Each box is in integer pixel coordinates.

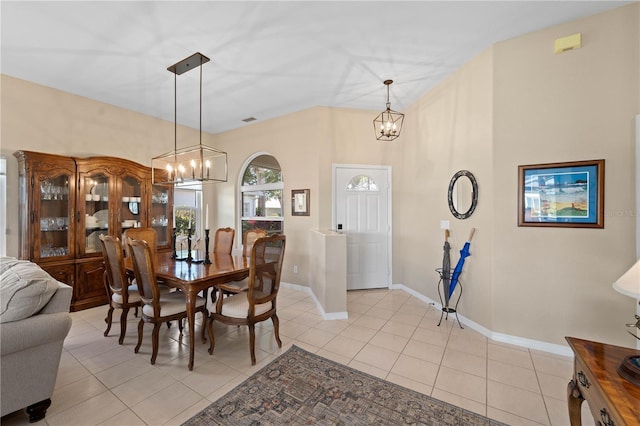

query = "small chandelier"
[
  {"left": 152, "top": 52, "right": 228, "bottom": 185},
  {"left": 373, "top": 79, "right": 404, "bottom": 141}
]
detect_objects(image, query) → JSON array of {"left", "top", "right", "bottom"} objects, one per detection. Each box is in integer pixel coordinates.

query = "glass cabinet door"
[
  {"left": 82, "top": 174, "right": 110, "bottom": 255},
  {"left": 37, "top": 174, "right": 72, "bottom": 260},
  {"left": 151, "top": 184, "right": 171, "bottom": 247},
  {"left": 120, "top": 175, "right": 143, "bottom": 235}
]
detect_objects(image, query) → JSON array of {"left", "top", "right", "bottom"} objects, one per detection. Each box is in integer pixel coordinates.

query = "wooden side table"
[{"left": 566, "top": 337, "right": 640, "bottom": 426}]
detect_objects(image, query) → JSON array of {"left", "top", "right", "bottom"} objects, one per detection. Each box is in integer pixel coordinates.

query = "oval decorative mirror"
[{"left": 448, "top": 170, "right": 478, "bottom": 219}]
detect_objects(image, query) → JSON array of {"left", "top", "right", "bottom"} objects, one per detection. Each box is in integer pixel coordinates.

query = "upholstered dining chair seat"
[
  {"left": 112, "top": 286, "right": 141, "bottom": 304},
  {"left": 220, "top": 292, "right": 271, "bottom": 318},
  {"left": 142, "top": 292, "right": 206, "bottom": 318}
]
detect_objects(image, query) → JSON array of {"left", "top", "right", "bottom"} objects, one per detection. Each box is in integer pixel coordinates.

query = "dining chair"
[
  {"left": 218, "top": 228, "right": 269, "bottom": 295},
  {"left": 207, "top": 234, "right": 286, "bottom": 365},
  {"left": 213, "top": 227, "right": 235, "bottom": 254},
  {"left": 122, "top": 227, "right": 174, "bottom": 324},
  {"left": 243, "top": 228, "right": 268, "bottom": 257},
  {"left": 122, "top": 228, "right": 159, "bottom": 266},
  {"left": 99, "top": 234, "right": 141, "bottom": 344},
  {"left": 127, "top": 237, "right": 209, "bottom": 365}
]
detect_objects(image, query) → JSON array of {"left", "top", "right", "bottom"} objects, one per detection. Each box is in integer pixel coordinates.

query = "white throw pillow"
[{"left": 0, "top": 257, "right": 59, "bottom": 323}]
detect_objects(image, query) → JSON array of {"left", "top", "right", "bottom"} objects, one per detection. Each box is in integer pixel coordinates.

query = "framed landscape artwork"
[{"left": 518, "top": 159, "right": 604, "bottom": 228}]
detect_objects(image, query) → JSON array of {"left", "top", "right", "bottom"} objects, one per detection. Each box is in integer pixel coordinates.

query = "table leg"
[
  {"left": 185, "top": 290, "right": 197, "bottom": 371},
  {"left": 567, "top": 379, "right": 584, "bottom": 426}
]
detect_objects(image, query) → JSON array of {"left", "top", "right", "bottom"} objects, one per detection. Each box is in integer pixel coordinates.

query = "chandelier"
[
  {"left": 152, "top": 52, "right": 227, "bottom": 185},
  {"left": 373, "top": 79, "right": 404, "bottom": 141}
]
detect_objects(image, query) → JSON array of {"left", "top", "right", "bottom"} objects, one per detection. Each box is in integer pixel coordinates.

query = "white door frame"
[{"left": 332, "top": 163, "right": 392, "bottom": 289}]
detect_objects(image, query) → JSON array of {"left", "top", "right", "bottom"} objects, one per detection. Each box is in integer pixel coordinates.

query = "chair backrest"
[
  {"left": 247, "top": 235, "right": 286, "bottom": 312},
  {"left": 123, "top": 227, "right": 158, "bottom": 266},
  {"left": 214, "top": 227, "right": 235, "bottom": 254},
  {"left": 99, "top": 234, "right": 128, "bottom": 298},
  {"left": 243, "top": 228, "right": 268, "bottom": 257},
  {"left": 126, "top": 238, "right": 161, "bottom": 314}
]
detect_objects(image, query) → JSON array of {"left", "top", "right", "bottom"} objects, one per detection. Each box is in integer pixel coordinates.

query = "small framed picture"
[
  {"left": 518, "top": 159, "right": 604, "bottom": 228},
  {"left": 291, "top": 189, "right": 310, "bottom": 216}
]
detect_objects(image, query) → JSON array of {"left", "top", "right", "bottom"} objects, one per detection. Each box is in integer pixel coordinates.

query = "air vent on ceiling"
[{"left": 242, "top": 117, "right": 257, "bottom": 123}]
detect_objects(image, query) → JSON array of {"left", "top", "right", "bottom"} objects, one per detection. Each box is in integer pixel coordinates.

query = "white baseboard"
[
  {"left": 391, "top": 283, "right": 572, "bottom": 357},
  {"left": 281, "top": 282, "right": 349, "bottom": 320},
  {"left": 284, "top": 281, "right": 572, "bottom": 357}
]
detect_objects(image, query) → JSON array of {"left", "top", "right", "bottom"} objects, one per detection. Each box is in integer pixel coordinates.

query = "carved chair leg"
[
  {"left": 150, "top": 323, "right": 161, "bottom": 365},
  {"left": 207, "top": 317, "right": 216, "bottom": 355},
  {"left": 26, "top": 398, "right": 51, "bottom": 423},
  {"left": 135, "top": 319, "right": 144, "bottom": 353},
  {"left": 119, "top": 307, "right": 129, "bottom": 344},
  {"left": 249, "top": 323, "right": 256, "bottom": 365},
  {"left": 104, "top": 306, "right": 114, "bottom": 337},
  {"left": 271, "top": 314, "right": 282, "bottom": 347}
]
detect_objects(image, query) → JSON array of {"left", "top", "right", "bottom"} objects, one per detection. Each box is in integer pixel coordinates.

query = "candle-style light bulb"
[
  {"left": 178, "top": 164, "right": 185, "bottom": 181},
  {"left": 166, "top": 164, "right": 173, "bottom": 181},
  {"left": 190, "top": 159, "right": 196, "bottom": 179},
  {"left": 205, "top": 160, "right": 211, "bottom": 180}
]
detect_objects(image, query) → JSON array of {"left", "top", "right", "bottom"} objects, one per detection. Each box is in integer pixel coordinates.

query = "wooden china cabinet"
[{"left": 14, "top": 151, "right": 173, "bottom": 311}]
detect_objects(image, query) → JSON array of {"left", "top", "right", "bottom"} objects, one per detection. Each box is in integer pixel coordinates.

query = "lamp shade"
[{"left": 613, "top": 259, "right": 640, "bottom": 299}]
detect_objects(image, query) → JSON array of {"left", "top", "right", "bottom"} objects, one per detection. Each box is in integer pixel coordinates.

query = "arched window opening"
[
  {"left": 240, "top": 155, "right": 283, "bottom": 242},
  {"left": 346, "top": 175, "right": 379, "bottom": 191}
]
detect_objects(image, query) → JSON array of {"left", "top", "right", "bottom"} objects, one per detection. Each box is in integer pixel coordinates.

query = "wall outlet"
[{"left": 293, "top": 265, "right": 298, "bottom": 273}]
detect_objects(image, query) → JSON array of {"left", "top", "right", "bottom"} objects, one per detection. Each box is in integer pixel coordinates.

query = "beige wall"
[
  {"left": 1, "top": 4, "right": 638, "bottom": 349},
  {"left": 492, "top": 4, "right": 638, "bottom": 346},
  {"left": 392, "top": 47, "right": 495, "bottom": 329}
]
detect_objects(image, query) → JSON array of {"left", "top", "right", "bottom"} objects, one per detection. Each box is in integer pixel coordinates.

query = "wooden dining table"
[{"left": 129, "top": 251, "right": 251, "bottom": 370}]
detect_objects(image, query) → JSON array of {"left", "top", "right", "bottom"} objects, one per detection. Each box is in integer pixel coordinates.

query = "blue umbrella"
[
  {"left": 449, "top": 228, "right": 475, "bottom": 299},
  {"left": 442, "top": 230, "right": 452, "bottom": 307}
]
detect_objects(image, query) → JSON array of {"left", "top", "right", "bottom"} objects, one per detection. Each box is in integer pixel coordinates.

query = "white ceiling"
[{"left": 1, "top": 1, "right": 633, "bottom": 134}]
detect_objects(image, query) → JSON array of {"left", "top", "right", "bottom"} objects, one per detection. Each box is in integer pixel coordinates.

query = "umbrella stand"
[
  {"left": 436, "top": 267, "right": 464, "bottom": 329},
  {"left": 436, "top": 227, "right": 475, "bottom": 329}
]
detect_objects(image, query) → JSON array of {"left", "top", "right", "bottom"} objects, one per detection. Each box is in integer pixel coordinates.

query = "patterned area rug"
[{"left": 183, "top": 345, "right": 507, "bottom": 425}]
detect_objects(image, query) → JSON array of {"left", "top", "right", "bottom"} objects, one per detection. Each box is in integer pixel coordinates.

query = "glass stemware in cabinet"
[{"left": 38, "top": 176, "right": 71, "bottom": 259}]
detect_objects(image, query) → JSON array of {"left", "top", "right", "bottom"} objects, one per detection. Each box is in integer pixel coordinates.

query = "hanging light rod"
[{"left": 373, "top": 79, "right": 405, "bottom": 142}]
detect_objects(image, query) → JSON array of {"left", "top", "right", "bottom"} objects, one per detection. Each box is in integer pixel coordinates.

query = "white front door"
[{"left": 334, "top": 165, "right": 391, "bottom": 290}]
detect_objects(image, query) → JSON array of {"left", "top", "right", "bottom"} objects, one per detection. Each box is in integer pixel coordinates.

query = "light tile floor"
[{"left": 1, "top": 287, "right": 597, "bottom": 426}]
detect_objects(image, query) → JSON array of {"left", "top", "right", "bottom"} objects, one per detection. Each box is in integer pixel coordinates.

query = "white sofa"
[{"left": 1, "top": 257, "right": 72, "bottom": 422}]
